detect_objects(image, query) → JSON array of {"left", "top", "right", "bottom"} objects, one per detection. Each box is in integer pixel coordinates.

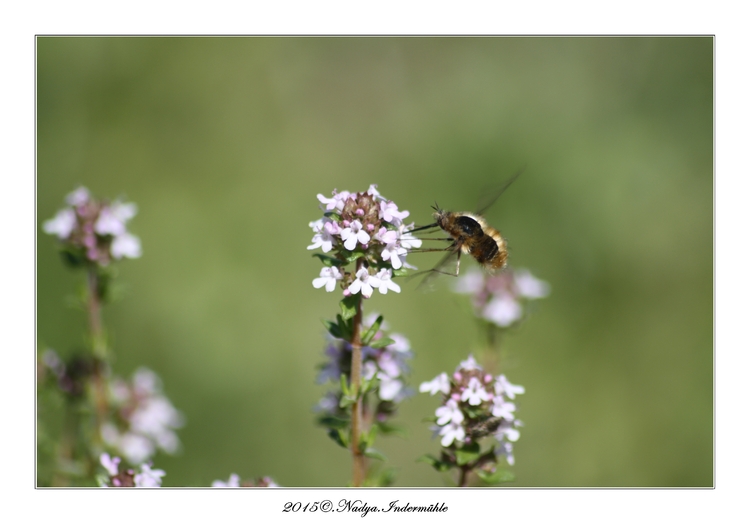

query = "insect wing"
[{"left": 475, "top": 167, "right": 525, "bottom": 216}]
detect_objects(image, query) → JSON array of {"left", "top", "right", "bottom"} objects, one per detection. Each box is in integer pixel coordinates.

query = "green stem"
[
  {"left": 350, "top": 260, "right": 366, "bottom": 487},
  {"left": 86, "top": 267, "right": 108, "bottom": 447}
]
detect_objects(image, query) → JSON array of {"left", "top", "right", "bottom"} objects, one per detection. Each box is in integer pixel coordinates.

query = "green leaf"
[
  {"left": 363, "top": 447, "right": 387, "bottom": 461},
  {"left": 476, "top": 468, "right": 515, "bottom": 484},
  {"left": 455, "top": 442, "right": 481, "bottom": 466},
  {"left": 361, "top": 315, "right": 384, "bottom": 346},
  {"left": 324, "top": 211, "right": 342, "bottom": 221},
  {"left": 328, "top": 428, "right": 349, "bottom": 448},
  {"left": 360, "top": 375, "right": 376, "bottom": 396},
  {"left": 391, "top": 267, "right": 410, "bottom": 277},
  {"left": 344, "top": 251, "right": 366, "bottom": 264},
  {"left": 375, "top": 421, "right": 407, "bottom": 438},
  {"left": 339, "top": 294, "right": 361, "bottom": 321},
  {"left": 339, "top": 374, "right": 350, "bottom": 396},
  {"left": 317, "top": 415, "right": 350, "bottom": 429},
  {"left": 368, "top": 337, "right": 395, "bottom": 349},
  {"left": 322, "top": 319, "right": 342, "bottom": 339},
  {"left": 312, "top": 253, "right": 344, "bottom": 267},
  {"left": 360, "top": 427, "right": 377, "bottom": 450},
  {"left": 336, "top": 314, "right": 352, "bottom": 340},
  {"left": 417, "top": 454, "right": 453, "bottom": 472}
]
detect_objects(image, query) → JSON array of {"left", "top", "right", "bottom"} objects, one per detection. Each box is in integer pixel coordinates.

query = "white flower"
[
  {"left": 491, "top": 397, "right": 516, "bottom": 421},
  {"left": 95, "top": 201, "right": 137, "bottom": 236},
  {"left": 495, "top": 419, "right": 521, "bottom": 443},
  {"left": 461, "top": 377, "right": 491, "bottom": 406},
  {"left": 388, "top": 333, "right": 411, "bottom": 353},
  {"left": 514, "top": 269, "right": 550, "bottom": 299},
  {"left": 435, "top": 398, "right": 464, "bottom": 426},
  {"left": 419, "top": 373, "right": 450, "bottom": 396},
  {"left": 367, "top": 184, "right": 383, "bottom": 199},
  {"left": 439, "top": 421, "right": 466, "bottom": 447},
  {"left": 119, "top": 432, "right": 155, "bottom": 464},
  {"left": 65, "top": 186, "right": 91, "bottom": 206},
  {"left": 317, "top": 190, "right": 351, "bottom": 212},
  {"left": 378, "top": 375, "right": 403, "bottom": 401},
  {"left": 134, "top": 463, "right": 166, "bottom": 488},
  {"left": 339, "top": 220, "right": 370, "bottom": 250},
  {"left": 495, "top": 375, "right": 525, "bottom": 400},
  {"left": 495, "top": 441, "right": 515, "bottom": 466},
  {"left": 307, "top": 218, "right": 340, "bottom": 252},
  {"left": 397, "top": 224, "right": 422, "bottom": 250},
  {"left": 371, "top": 268, "right": 401, "bottom": 294},
  {"left": 100, "top": 453, "right": 121, "bottom": 477},
  {"left": 43, "top": 208, "right": 77, "bottom": 239},
  {"left": 453, "top": 268, "right": 485, "bottom": 294},
  {"left": 379, "top": 201, "right": 409, "bottom": 225},
  {"left": 111, "top": 232, "right": 142, "bottom": 259},
  {"left": 458, "top": 355, "right": 481, "bottom": 371},
  {"left": 312, "top": 266, "right": 343, "bottom": 292},
  {"left": 482, "top": 293, "right": 522, "bottom": 327},
  {"left": 348, "top": 268, "right": 379, "bottom": 298},
  {"left": 212, "top": 473, "right": 241, "bottom": 488}
]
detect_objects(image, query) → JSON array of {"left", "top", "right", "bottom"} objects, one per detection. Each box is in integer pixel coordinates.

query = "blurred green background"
[{"left": 36, "top": 37, "right": 713, "bottom": 487}]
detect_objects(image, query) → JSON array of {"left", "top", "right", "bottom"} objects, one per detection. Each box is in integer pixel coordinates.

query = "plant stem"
[
  {"left": 86, "top": 268, "right": 108, "bottom": 443},
  {"left": 349, "top": 260, "right": 366, "bottom": 487},
  {"left": 458, "top": 465, "right": 470, "bottom": 487}
]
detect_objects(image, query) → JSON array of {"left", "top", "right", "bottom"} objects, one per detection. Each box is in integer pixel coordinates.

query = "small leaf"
[
  {"left": 360, "top": 375, "right": 376, "bottom": 396},
  {"left": 368, "top": 337, "right": 395, "bottom": 349},
  {"left": 363, "top": 448, "right": 387, "bottom": 461},
  {"left": 455, "top": 442, "right": 481, "bottom": 466},
  {"left": 324, "top": 211, "right": 342, "bottom": 221},
  {"left": 339, "top": 374, "right": 350, "bottom": 396},
  {"left": 317, "top": 415, "right": 350, "bottom": 429},
  {"left": 322, "top": 319, "right": 342, "bottom": 339},
  {"left": 328, "top": 428, "right": 348, "bottom": 448},
  {"left": 375, "top": 421, "right": 407, "bottom": 438},
  {"left": 336, "top": 314, "right": 352, "bottom": 340},
  {"left": 361, "top": 315, "right": 384, "bottom": 346},
  {"left": 392, "top": 267, "right": 410, "bottom": 277},
  {"left": 312, "top": 253, "right": 344, "bottom": 267},
  {"left": 344, "top": 251, "right": 366, "bottom": 264},
  {"left": 417, "top": 454, "right": 453, "bottom": 472},
  {"left": 339, "top": 294, "right": 361, "bottom": 321},
  {"left": 476, "top": 468, "right": 515, "bottom": 484}
]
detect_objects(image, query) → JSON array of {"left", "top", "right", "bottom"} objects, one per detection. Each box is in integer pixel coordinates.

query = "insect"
[{"left": 409, "top": 169, "right": 522, "bottom": 285}]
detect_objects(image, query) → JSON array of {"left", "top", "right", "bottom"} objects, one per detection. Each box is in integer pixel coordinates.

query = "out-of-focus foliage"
[{"left": 37, "top": 37, "right": 712, "bottom": 487}]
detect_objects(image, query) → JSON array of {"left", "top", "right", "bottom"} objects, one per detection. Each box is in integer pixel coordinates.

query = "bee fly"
[{"left": 409, "top": 169, "right": 523, "bottom": 284}]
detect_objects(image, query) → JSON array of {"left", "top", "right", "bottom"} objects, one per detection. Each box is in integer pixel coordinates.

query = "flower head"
[
  {"left": 43, "top": 187, "right": 142, "bottom": 266},
  {"left": 421, "top": 355, "right": 524, "bottom": 468},
  {"left": 102, "top": 367, "right": 184, "bottom": 465},
  {"left": 454, "top": 267, "right": 549, "bottom": 328},
  {"left": 308, "top": 186, "right": 420, "bottom": 298}
]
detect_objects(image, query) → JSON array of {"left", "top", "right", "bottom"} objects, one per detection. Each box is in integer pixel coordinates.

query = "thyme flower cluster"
[
  {"left": 420, "top": 355, "right": 524, "bottom": 474},
  {"left": 43, "top": 186, "right": 141, "bottom": 266},
  {"left": 316, "top": 314, "right": 413, "bottom": 420},
  {"left": 212, "top": 474, "right": 280, "bottom": 488},
  {"left": 99, "top": 453, "right": 165, "bottom": 488},
  {"left": 454, "top": 267, "right": 550, "bottom": 327},
  {"left": 101, "top": 368, "right": 185, "bottom": 465},
  {"left": 308, "top": 185, "right": 421, "bottom": 298}
]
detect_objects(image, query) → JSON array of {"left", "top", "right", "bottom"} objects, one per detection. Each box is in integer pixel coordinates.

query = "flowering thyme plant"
[
  {"left": 308, "top": 186, "right": 420, "bottom": 486},
  {"left": 419, "top": 355, "right": 525, "bottom": 486},
  {"left": 38, "top": 187, "right": 183, "bottom": 487}
]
